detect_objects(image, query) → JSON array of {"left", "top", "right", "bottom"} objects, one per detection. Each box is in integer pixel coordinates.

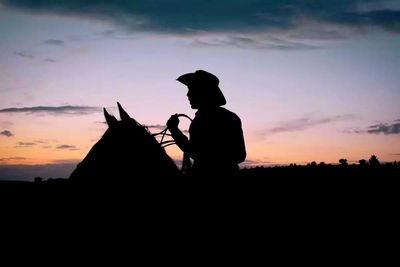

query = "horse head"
[{"left": 70, "top": 102, "right": 180, "bottom": 183}]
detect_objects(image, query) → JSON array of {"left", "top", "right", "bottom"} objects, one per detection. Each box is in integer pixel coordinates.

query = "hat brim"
[{"left": 177, "top": 73, "right": 226, "bottom": 106}]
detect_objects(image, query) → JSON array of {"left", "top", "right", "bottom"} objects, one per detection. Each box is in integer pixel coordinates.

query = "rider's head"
[{"left": 177, "top": 70, "right": 226, "bottom": 109}]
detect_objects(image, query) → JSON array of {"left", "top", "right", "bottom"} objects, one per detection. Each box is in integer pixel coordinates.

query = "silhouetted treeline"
[
  {"left": 1, "top": 155, "right": 399, "bottom": 188},
  {"left": 240, "top": 155, "right": 398, "bottom": 178},
  {"left": 240, "top": 162, "right": 399, "bottom": 178}
]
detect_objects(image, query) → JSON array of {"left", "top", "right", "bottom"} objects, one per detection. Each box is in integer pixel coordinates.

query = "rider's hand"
[{"left": 167, "top": 114, "right": 180, "bottom": 130}]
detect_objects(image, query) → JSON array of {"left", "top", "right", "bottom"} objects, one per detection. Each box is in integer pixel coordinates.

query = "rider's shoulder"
[{"left": 219, "top": 107, "right": 240, "bottom": 119}]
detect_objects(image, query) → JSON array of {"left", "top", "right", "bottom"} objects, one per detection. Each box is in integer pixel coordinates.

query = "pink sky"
[{"left": 1, "top": 2, "right": 399, "bottom": 179}]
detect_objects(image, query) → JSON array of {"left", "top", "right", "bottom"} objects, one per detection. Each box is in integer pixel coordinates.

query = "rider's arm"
[
  {"left": 228, "top": 113, "right": 246, "bottom": 163},
  {"left": 169, "top": 127, "right": 190, "bottom": 153},
  {"left": 167, "top": 115, "right": 190, "bottom": 153},
  {"left": 235, "top": 120, "right": 246, "bottom": 163}
]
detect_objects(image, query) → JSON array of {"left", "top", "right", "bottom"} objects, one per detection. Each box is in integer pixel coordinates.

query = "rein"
[{"left": 152, "top": 114, "right": 193, "bottom": 173}]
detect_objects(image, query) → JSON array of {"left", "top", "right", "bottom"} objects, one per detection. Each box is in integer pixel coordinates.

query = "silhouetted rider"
[{"left": 167, "top": 70, "right": 246, "bottom": 176}]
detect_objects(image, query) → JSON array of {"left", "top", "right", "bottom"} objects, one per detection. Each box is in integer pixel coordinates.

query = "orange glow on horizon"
[{"left": 1, "top": 115, "right": 400, "bottom": 166}]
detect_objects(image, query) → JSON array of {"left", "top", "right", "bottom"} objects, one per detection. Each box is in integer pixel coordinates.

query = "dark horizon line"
[{"left": 0, "top": 158, "right": 398, "bottom": 169}]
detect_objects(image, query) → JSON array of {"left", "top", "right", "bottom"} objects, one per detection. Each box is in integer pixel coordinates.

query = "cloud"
[
  {"left": 241, "top": 159, "right": 274, "bottom": 167},
  {"left": 191, "top": 34, "right": 320, "bottom": 50},
  {"left": 264, "top": 114, "right": 354, "bottom": 135},
  {"left": 0, "top": 157, "right": 27, "bottom": 162},
  {"left": 15, "top": 142, "right": 36, "bottom": 147},
  {"left": 0, "top": 105, "right": 101, "bottom": 115},
  {"left": 14, "top": 40, "right": 62, "bottom": 63},
  {"left": 32, "top": 139, "right": 55, "bottom": 149},
  {"left": 43, "top": 39, "right": 64, "bottom": 46},
  {"left": 34, "top": 139, "right": 58, "bottom": 144},
  {"left": 56, "top": 144, "right": 79, "bottom": 150},
  {"left": 144, "top": 124, "right": 166, "bottom": 130},
  {"left": 366, "top": 121, "right": 400, "bottom": 135},
  {"left": 0, "top": 130, "right": 13, "bottom": 137},
  {"left": 141, "top": 124, "right": 188, "bottom": 133},
  {"left": 3, "top": 0, "right": 400, "bottom": 38},
  {"left": 43, "top": 58, "right": 57, "bottom": 63},
  {"left": 14, "top": 51, "right": 34, "bottom": 59},
  {"left": 51, "top": 159, "right": 80, "bottom": 164},
  {"left": 348, "top": 119, "right": 400, "bottom": 135}
]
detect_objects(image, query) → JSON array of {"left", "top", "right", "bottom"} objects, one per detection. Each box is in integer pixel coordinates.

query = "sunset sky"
[{"left": 1, "top": 0, "right": 399, "bottom": 180}]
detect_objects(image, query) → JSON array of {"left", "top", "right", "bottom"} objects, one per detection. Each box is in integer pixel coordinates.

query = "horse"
[{"left": 69, "top": 103, "right": 181, "bottom": 183}]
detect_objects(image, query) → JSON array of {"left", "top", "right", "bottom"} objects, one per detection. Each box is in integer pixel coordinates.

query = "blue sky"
[{"left": 0, "top": 0, "right": 399, "bottom": 180}]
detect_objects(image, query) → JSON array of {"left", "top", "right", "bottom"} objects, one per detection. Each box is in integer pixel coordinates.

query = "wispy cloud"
[
  {"left": 0, "top": 157, "right": 27, "bottom": 162},
  {"left": 264, "top": 114, "right": 355, "bottom": 135},
  {"left": 94, "top": 29, "right": 140, "bottom": 40},
  {"left": 0, "top": 130, "right": 13, "bottom": 137},
  {"left": 241, "top": 159, "right": 274, "bottom": 167},
  {"left": 43, "top": 58, "right": 57, "bottom": 63},
  {"left": 51, "top": 159, "right": 80, "bottom": 164},
  {"left": 34, "top": 139, "right": 58, "bottom": 144},
  {"left": 143, "top": 124, "right": 188, "bottom": 133},
  {"left": 14, "top": 40, "right": 63, "bottom": 63},
  {"left": 15, "top": 142, "right": 36, "bottom": 147},
  {"left": 0, "top": 105, "right": 101, "bottom": 115},
  {"left": 144, "top": 124, "right": 166, "bottom": 130},
  {"left": 14, "top": 51, "right": 34, "bottom": 59},
  {"left": 43, "top": 39, "right": 64, "bottom": 46},
  {"left": 191, "top": 34, "right": 320, "bottom": 50},
  {"left": 33, "top": 139, "right": 55, "bottom": 149},
  {"left": 56, "top": 144, "right": 79, "bottom": 150}
]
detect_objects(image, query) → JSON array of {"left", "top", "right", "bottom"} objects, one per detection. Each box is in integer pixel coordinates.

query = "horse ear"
[
  {"left": 104, "top": 108, "right": 118, "bottom": 127},
  {"left": 117, "top": 102, "right": 131, "bottom": 122}
]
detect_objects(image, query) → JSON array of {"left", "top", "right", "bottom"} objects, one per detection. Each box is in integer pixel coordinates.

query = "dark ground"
[
  {"left": 1, "top": 164, "right": 396, "bottom": 256},
  {"left": 1, "top": 164, "right": 397, "bottom": 198}
]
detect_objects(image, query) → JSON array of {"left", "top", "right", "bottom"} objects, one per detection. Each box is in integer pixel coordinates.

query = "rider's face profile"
[{"left": 187, "top": 87, "right": 202, "bottom": 109}]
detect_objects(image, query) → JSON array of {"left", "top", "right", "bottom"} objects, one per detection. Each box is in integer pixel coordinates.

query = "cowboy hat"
[{"left": 177, "top": 70, "right": 226, "bottom": 106}]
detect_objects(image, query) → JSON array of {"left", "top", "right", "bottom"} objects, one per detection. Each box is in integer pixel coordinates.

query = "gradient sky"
[{"left": 1, "top": 0, "right": 400, "bottom": 180}]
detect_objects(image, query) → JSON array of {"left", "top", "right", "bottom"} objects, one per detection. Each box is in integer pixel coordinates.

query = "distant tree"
[
  {"left": 359, "top": 159, "right": 367, "bottom": 166},
  {"left": 339, "top": 158, "right": 348, "bottom": 166},
  {"left": 369, "top": 155, "right": 380, "bottom": 166},
  {"left": 318, "top": 162, "right": 326, "bottom": 167},
  {"left": 311, "top": 161, "right": 317, "bottom": 167}
]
